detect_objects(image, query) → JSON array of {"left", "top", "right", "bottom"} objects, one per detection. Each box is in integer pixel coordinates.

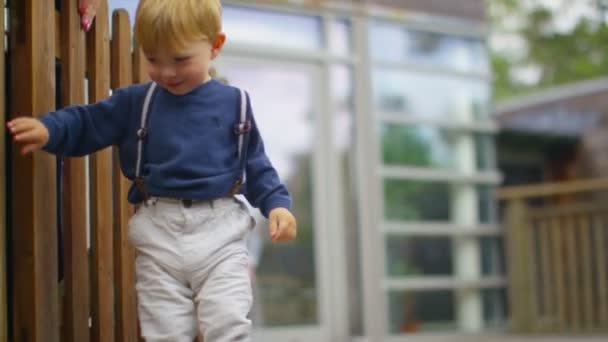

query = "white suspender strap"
[{"left": 135, "top": 82, "right": 157, "bottom": 180}]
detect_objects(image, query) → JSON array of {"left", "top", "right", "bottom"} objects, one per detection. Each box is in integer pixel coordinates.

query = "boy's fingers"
[
  {"left": 14, "top": 130, "right": 41, "bottom": 143},
  {"left": 274, "top": 219, "right": 295, "bottom": 242},
  {"left": 8, "top": 118, "right": 35, "bottom": 134},
  {"left": 21, "top": 143, "right": 39, "bottom": 155},
  {"left": 269, "top": 217, "right": 279, "bottom": 239}
]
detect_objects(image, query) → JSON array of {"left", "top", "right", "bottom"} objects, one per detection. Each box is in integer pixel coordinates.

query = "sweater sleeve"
[
  {"left": 40, "top": 87, "right": 132, "bottom": 157},
  {"left": 242, "top": 93, "right": 292, "bottom": 218}
]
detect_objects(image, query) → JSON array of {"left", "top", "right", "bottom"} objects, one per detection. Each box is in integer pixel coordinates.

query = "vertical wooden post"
[
  {"left": 0, "top": 1, "right": 6, "bottom": 340},
  {"left": 538, "top": 221, "right": 553, "bottom": 323},
  {"left": 87, "top": 2, "right": 115, "bottom": 341},
  {"left": 60, "top": 1, "right": 90, "bottom": 341},
  {"left": 9, "top": 0, "right": 59, "bottom": 341},
  {"left": 579, "top": 215, "right": 594, "bottom": 330},
  {"left": 111, "top": 9, "right": 139, "bottom": 342},
  {"left": 564, "top": 215, "right": 580, "bottom": 331},
  {"left": 595, "top": 215, "right": 608, "bottom": 328},
  {"left": 551, "top": 217, "right": 566, "bottom": 330},
  {"left": 504, "top": 198, "right": 534, "bottom": 333}
]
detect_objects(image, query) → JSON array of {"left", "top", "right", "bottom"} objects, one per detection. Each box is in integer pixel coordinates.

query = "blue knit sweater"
[{"left": 40, "top": 80, "right": 291, "bottom": 217}]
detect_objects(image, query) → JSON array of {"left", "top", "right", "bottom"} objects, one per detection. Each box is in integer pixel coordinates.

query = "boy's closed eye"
[{"left": 174, "top": 56, "right": 191, "bottom": 63}]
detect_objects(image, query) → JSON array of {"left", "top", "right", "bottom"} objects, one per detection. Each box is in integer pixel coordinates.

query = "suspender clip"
[
  {"left": 136, "top": 128, "right": 148, "bottom": 140},
  {"left": 234, "top": 121, "right": 252, "bottom": 135},
  {"left": 230, "top": 180, "right": 242, "bottom": 196},
  {"left": 135, "top": 177, "right": 150, "bottom": 202}
]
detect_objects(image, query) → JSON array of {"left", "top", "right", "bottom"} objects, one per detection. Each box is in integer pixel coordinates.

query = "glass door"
[{"left": 212, "top": 57, "right": 332, "bottom": 341}]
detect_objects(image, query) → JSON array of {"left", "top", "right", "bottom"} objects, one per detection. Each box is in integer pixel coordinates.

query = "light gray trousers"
[{"left": 128, "top": 197, "right": 254, "bottom": 342}]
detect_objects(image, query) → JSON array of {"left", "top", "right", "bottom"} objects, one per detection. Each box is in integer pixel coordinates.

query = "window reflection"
[
  {"left": 388, "top": 290, "right": 456, "bottom": 333},
  {"left": 381, "top": 124, "right": 458, "bottom": 169},
  {"left": 224, "top": 6, "right": 322, "bottom": 50},
  {"left": 386, "top": 236, "right": 453, "bottom": 276},
  {"left": 477, "top": 185, "right": 498, "bottom": 224},
  {"left": 213, "top": 61, "right": 318, "bottom": 326},
  {"left": 370, "top": 22, "right": 489, "bottom": 74},
  {"left": 384, "top": 180, "right": 451, "bottom": 221},
  {"left": 475, "top": 134, "right": 496, "bottom": 171},
  {"left": 373, "top": 69, "right": 490, "bottom": 121},
  {"left": 482, "top": 288, "right": 508, "bottom": 328},
  {"left": 480, "top": 237, "right": 505, "bottom": 276}
]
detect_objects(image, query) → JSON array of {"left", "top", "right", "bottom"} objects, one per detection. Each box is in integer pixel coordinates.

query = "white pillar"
[{"left": 452, "top": 91, "right": 483, "bottom": 332}]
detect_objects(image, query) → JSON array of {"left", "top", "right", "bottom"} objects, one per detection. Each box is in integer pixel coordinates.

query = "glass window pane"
[
  {"left": 372, "top": 69, "right": 490, "bottom": 120},
  {"left": 384, "top": 180, "right": 451, "bottom": 221},
  {"left": 224, "top": 6, "right": 322, "bottom": 50},
  {"left": 328, "top": 19, "right": 351, "bottom": 56},
  {"left": 478, "top": 185, "right": 498, "bottom": 224},
  {"left": 480, "top": 237, "right": 505, "bottom": 276},
  {"left": 369, "top": 22, "right": 406, "bottom": 63},
  {"left": 388, "top": 290, "right": 456, "bottom": 334},
  {"left": 386, "top": 236, "right": 453, "bottom": 276},
  {"left": 370, "top": 21, "right": 489, "bottom": 74},
  {"left": 381, "top": 124, "right": 459, "bottom": 169},
  {"left": 482, "top": 288, "right": 508, "bottom": 328},
  {"left": 475, "top": 134, "right": 496, "bottom": 171},
  {"left": 213, "top": 61, "right": 319, "bottom": 326}
]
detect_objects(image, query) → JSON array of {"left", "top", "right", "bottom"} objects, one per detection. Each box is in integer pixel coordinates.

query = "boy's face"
[{"left": 145, "top": 34, "right": 226, "bottom": 96}]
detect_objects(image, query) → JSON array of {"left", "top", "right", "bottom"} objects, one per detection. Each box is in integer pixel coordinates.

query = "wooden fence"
[
  {"left": 6, "top": 0, "right": 148, "bottom": 341},
  {"left": 499, "top": 178, "right": 608, "bottom": 334}
]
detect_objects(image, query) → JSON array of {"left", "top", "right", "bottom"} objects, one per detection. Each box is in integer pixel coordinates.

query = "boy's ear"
[{"left": 211, "top": 32, "right": 226, "bottom": 59}]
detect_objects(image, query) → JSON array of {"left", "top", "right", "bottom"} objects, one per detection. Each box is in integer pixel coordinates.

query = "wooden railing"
[
  {"left": 498, "top": 178, "right": 608, "bottom": 334},
  {"left": 7, "top": 1, "right": 148, "bottom": 341}
]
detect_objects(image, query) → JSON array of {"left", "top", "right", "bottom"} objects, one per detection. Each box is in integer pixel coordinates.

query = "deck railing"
[
  {"left": 6, "top": 1, "right": 147, "bottom": 341},
  {"left": 498, "top": 178, "right": 608, "bottom": 334}
]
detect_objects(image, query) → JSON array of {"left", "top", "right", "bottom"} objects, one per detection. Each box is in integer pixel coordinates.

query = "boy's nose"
[{"left": 160, "top": 67, "right": 176, "bottom": 78}]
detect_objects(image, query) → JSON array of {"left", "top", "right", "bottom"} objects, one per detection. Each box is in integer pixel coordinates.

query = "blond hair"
[{"left": 134, "top": 0, "right": 222, "bottom": 54}]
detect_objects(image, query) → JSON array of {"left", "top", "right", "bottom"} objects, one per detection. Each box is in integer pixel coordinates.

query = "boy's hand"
[
  {"left": 268, "top": 207, "right": 297, "bottom": 242},
  {"left": 6, "top": 118, "right": 50, "bottom": 155}
]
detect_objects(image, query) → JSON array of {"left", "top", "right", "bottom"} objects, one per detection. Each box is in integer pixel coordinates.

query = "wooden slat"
[
  {"left": 538, "top": 220, "right": 553, "bottom": 321},
  {"left": 60, "top": 1, "right": 90, "bottom": 342},
  {"left": 9, "top": 0, "right": 60, "bottom": 341},
  {"left": 564, "top": 215, "right": 581, "bottom": 331},
  {"left": 110, "top": 9, "right": 139, "bottom": 342},
  {"left": 0, "top": 1, "right": 6, "bottom": 340},
  {"left": 551, "top": 216, "right": 567, "bottom": 330},
  {"left": 86, "top": 2, "right": 115, "bottom": 341},
  {"left": 505, "top": 199, "right": 534, "bottom": 332},
  {"left": 497, "top": 178, "right": 608, "bottom": 200},
  {"left": 528, "top": 223, "right": 540, "bottom": 329},
  {"left": 529, "top": 202, "right": 608, "bottom": 219},
  {"left": 595, "top": 214, "right": 608, "bottom": 328},
  {"left": 579, "top": 215, "right": 594, "bottom": 330}
]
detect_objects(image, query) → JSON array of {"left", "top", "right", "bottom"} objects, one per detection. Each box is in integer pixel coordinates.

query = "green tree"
[{"left": 488, "top": 0, "right": 608, "bottom": 100}]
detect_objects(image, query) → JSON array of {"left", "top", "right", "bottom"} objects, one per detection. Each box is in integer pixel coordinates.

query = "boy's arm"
[
  {"left": 243, "top": 115, "right": 292, "bottom": 218},
  {"left": 242, "top": 99, "right": 296, "bottom": 242},
  {"left": 39, "top": 87, "right": 131, "bottom": 156}
]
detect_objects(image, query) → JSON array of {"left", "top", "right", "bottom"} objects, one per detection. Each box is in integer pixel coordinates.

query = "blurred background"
[{"left": 93, "top": 0, "right": 608, "bottom": 340}]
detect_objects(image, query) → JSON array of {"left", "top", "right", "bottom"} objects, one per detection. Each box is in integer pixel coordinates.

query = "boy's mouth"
[{"left": 166, "top": 81, "right": 183, "bottom": 88}]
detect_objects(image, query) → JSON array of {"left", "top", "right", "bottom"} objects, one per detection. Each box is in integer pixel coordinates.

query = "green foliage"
[{"left": 488, "top": 0, "right": 608, "bottom": 100}]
